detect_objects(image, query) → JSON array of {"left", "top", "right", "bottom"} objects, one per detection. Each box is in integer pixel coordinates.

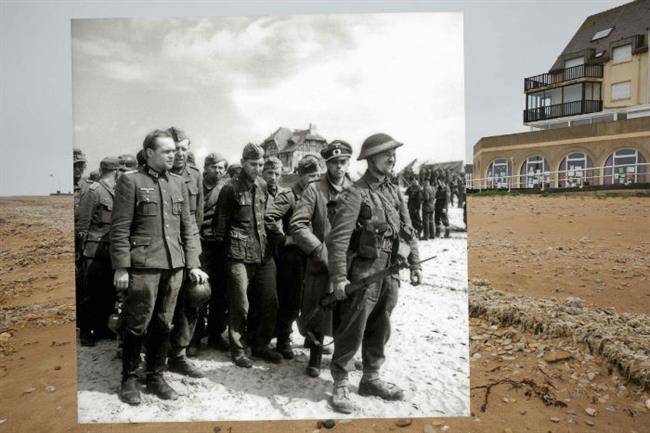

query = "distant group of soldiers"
[
  {"left": 404, "top": 169, "right": 466, "bottom": 239},
  {"left": 73, "top": 128, "right": 424, "bottom": 413}
]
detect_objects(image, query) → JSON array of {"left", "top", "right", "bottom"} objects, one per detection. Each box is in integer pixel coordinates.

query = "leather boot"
[
  {"left": 306, "top": 346, "right": 322, "bottom": 377},
  {"left": 331, "top": 379, "right": 355, "bottom": 414},
  {"left": 444, "top": 227, "right": 451, "bottom": 238},
  {"left": 358, "top": 377, "right": 405, "bottom": 401},
  {"left": 145, "top": 330, "right": 178, "bottom": 400},
  {"left": 119, "top": 330, "right": 143, "bottom": 406},
  {"left": 276, "top": 335, "right": 294, "bottom": 360}
]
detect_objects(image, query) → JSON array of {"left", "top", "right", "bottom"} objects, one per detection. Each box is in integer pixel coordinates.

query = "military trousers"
[
  {"left": 80, "top": 255, "right": 115, "bottom": 338},
  {"left": 330, "top": 251, "right": 399, "bottom": 382},
  {"left": 202, "top": 240, "right": 228, "bottom": 340},
  {"left": 434, "top": 203, "right": 450, "bottom": 228},
  {"left": 226, "top": 259, "right": 278, "bottom": 355},
  {"left": 408, "top": 206, "right": 423, "bottom": 236},
  {"left": 275, "top": 245, "right": 306, "bottom": 342},
  {"left": 423, "top": 211, "right": 435, "bottom": 239},
  {"left": 123, "top": 268, "right": 184, "bottom": 337}
]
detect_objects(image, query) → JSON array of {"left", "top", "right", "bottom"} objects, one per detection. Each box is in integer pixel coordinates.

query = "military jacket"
[
  {"left": 200, "top": 176, "right": 228, "bottom": 240},
  {"left": 422, "top": 185, "right": 436, "bottom": 212},
  {"left": 264, "top": 181, "right": 306, "bottom": 244},
  {"left": 405, "top": 184, "right": 423, "bottom": 209},
  {"left": 172, "top": 164, "right": 204, "bottom": 233},
  {"left": 326, "top": 170, "right": 420, "bottom": 285},
  {"left": 74, "top": 177, "right": 93, "bottom": 223},
  {"left": 212, "top": 173, "right": 269, "bottom": 264},
  {"left": 110, "top": 166, "right": 201, "bottom": 270},
  {"left": 76, "top": 179, "right": 114, "bottom": 258},
  {"left": 435, "top": 184, "right": 451, "bottom": 208}
]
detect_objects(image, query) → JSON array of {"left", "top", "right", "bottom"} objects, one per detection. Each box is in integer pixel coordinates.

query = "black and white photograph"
[{"left": 71, "top": 12, "right": 469, "bottom": 422}]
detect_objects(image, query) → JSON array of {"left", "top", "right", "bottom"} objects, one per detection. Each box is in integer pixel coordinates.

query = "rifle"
[{"left": 298, "top": 254, "right": 440, "bottom": 341}]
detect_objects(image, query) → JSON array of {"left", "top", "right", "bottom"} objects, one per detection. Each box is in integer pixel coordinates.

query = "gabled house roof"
[
  {"left": 278, "top": 128, "right": 327, "bottom": 154},
  {"left": 550, "top": 0, "right": 650, "bottom": 71}
]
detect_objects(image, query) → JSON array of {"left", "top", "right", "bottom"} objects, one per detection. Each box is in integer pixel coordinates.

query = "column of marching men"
[{"left": 73, "top": 128, "right": 424, "bottom": 413}]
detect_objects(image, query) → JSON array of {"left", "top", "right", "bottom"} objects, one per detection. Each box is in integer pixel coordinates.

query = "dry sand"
[{"left": 1, "top": 194, "right": 649, "bottom": 433}]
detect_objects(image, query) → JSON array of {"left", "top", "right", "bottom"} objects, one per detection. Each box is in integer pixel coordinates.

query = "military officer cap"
[
  {"left": 118, "top": 154, "right": 137, "bottom": 171},
  {"left": 204, "top": 152, "right": 227, "bottom": 168},
  {"left": 297, "top": 154, "right": 320, "bottom": 175},
  {"left": 321, "top": 140, "right": 353, "bottom": 162},
  {"left": 263, "top": 156, "right": 282, "bottom": 171},
  {"left": 73, "top": 148, "right": 87, "bottom": 164},
  {"left": 100, "top": 157, "right": 120, "bottom": 172},
  {"left": 242, "top": 143, "right": 265, "bottom": 160},
  {"left": 357, "top": 133, "right": 403, "bottom": 161},
  {"left": 167, "top": 126, "right": 190, "bottom": 144}
]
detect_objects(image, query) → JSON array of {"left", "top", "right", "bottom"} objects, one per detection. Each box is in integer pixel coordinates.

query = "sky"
[
  {"left": 71, "top": 13, "right": 465, "bottom": 181},
  {"left": 0, "top": 0, "right": 629, "bottom": 195}
]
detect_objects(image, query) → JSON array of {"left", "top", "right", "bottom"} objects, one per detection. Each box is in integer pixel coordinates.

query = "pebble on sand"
[
  {"left": 585, "top": 407, "right": 597, "bottom": 417},
  {"left": 396, "top": 418, "right": 412, "bottom": 427}
]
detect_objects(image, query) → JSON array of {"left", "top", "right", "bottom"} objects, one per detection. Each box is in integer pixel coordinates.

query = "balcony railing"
[
  {"left": 524, "top": 64, "right": 603, "bottom": 91},
  {"left": 523, "top": 100, "right": 602, "bottom": 123}
]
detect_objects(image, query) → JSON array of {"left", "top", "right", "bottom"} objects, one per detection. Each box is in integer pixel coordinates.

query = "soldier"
[
  {"left": 262, "top": 157, "right": 286, "bottom": 209},
  {"left": 111, "top": 129, "right": 206, "bottom": 405},
  {"left": 434, "top": 177, "right": 451, "bottom": 238},
  {"left": 326, "top": 133, "right": 422, "bottom": 414},
  {"left": 290, "top": 140, "right": 353, "bottom": 377},
  {"left": 73, "top": 148, "right": 92, "bottom": 330},
  {"left": 191, "top": 152, "right": 231, "bottom": 354},
  {"left": 75, "top": 157, "right": 120, "bottom": 346},
  {"left": 405, "top": 177, "right": 423, "bottom": 238},
  {"left": 166, "top": 126, "right": 206, "bottom": 376},
  {"left": 264, "top": 155, "right": 320, "bottom": 360},
  {"left": 136, "top": 149, "right": 146, "bottom": 168},
  {"left": 422, "top": 179, "right": 436, "bottom": 239},
  {"left": 213, "top": 143, "right": 281, "bottom": 368},
  {"left": 227, "top": 163, "right": 242, "bottom": 179},
  {"left": 88, "top": 170, "right": 101, "bottom": 182}
]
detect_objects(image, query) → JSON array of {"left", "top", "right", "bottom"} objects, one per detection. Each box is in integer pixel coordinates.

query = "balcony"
[
  {"left": 523, "top": 100, "right": 602, "bottom": 123},
  {"left": 524, "top": 64, "right": 603, "bottom": 91}
]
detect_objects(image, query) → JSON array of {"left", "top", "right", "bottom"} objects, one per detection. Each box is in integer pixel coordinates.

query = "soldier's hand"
[
  {"left": 333, "top": 279, "right": 349, "bottom": 301},
  {"left": 114, "top": 268, "right": 129, "bottom": 290},
  {"left": 189, "top": 268, "right": 209, "bottom": 284},
  {"left": 410, "top": 268, "right": 423, "bottom": 286}
]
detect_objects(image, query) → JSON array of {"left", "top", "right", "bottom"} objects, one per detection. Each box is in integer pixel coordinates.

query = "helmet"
[
  {"left": 185, "top": 279, "right": 211, "bottom": 308},
  {"left": 357, "top": 133, "right": 403, "bottom": 160}
]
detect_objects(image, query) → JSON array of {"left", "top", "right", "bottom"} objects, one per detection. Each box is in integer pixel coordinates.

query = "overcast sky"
[
  {"left": 71, "top": 13, "right": 464, "bottom": 180},
  {"left": 1, "top": 0, "right": 628, "bottom": 195}
]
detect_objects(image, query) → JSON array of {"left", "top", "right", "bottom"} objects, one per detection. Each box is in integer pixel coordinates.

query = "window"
[
  {"left": 558, "top": 153, "right": 594, "bottom": 187},
  {"left": 564, "top": 57, "right": 584, "bottom": 69},
  {"left": 592, "top": 27, "right": 613, "bottom": 41},
  {"left": 519, "top": 156, "right": 551, "bottom": 188},
  {"left": 612, "top": 44, "right": 632, "bottom": 63},
  {"left": 603, "top": 149, "right": 647, "bottom": 185},
  {"left": 611, "top": 81, "right": 631, "bottom": 100},
  {"left": 486, "top": 159, "right": 511, "bottom": 189}
]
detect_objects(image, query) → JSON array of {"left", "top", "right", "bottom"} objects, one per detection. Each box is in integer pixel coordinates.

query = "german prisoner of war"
[{"left": 73, "top": 127, "right": 461, "bottom": 412}]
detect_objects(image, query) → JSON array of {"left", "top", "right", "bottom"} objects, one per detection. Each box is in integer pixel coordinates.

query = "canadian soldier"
[
  {"left": 326, "top": 133, "right": 422, "bottom": 414},
  {"left": 264, "top": 155, "right": 320, "bottom": 360},
  {"left": 75, "top": 156, "right": 120, "bottom": 346},
  {"left": 290, "top": 140, "right": 353, "bottom": 377},
  {"left": 111, "top": 129, "right": 207, "bottom": 405},
  {"left": 213, "top": 143, "right": 281, "bottom": 368}
]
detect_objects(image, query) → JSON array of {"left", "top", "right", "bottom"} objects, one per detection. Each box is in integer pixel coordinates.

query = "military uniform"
[
  {"left": 212, "top": 164, "right": 279, "bottom": 365},
  {"left": 405, "top": 182, "right": 423, "bottom": 237},
  {"left": 422, "top": 183, "right": 436, "bottom": 239},
  {"left": 169, "top": 163, "right": 205, "bottom": 361},
  {"left": 264, "top": 179, "right": 308, "bottom": 356},
  {"left": 76, "top": 163, "right": 117, "bottom": 343},
  {"left": 110, "top": 164, "right": 200, "bottom": 400},
  {"left": 434, "top": 182, "right": 451, "bottom": 237}
]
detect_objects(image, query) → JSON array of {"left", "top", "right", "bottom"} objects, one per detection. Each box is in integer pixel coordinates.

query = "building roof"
[
  {"left": 262, "top": 127, "right": 293, "bottom": 153},
  {"left": 277, "top": 127, "right": 327, "bottom": 154},
  {"left": 550, "top": 0, "right": 650, "bottom": 71}
]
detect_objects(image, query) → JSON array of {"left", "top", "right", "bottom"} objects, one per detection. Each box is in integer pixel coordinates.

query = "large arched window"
[
  {"left": 558, "top": 153, "right": 595, "bottom": 187},
  {"left": 519, "top": 155, "right": 551, "bottom": 188},
  {"left": 486, "top": 159, "right": 511, "bottom": 189},
  {"left": 603, "top": 149, "right": 647, "bottom": 185}
]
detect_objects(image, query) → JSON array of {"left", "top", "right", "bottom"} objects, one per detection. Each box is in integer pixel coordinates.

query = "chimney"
[{"left": 309, "top": 123, "right": 316, "bottom": 134}]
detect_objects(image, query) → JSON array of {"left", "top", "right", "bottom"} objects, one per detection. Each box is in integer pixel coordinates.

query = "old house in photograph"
[
  {"left": 261, "top": 124, "right": 328, "bottom": 173},
  {"left": 473, "top": 0, "right": 650, "bottom": 189}
]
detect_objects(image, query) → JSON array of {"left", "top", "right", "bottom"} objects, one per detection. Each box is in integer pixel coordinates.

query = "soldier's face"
[
  {"left": 326, "top": 157, "right": 350, "bottom": 181},
  {"left": 205, "top": 160, "right": 227, "bottom": 180},
  {"left": 262, "top": 168, "right": 281, "bottom": 186},
  {"left": 241, "top": 158, "right": 264, "bottom": 180},
  {"left": 73, "top": 162, "right": 86, "bottom": 178},
  {"left": 299, "top": 171, "right": 320, "bottom": 187},
  {"left": 147, "top": 137, "right": 176, "bottom": 171},
  {"left": 173, "top": 139, "right": 190, "bottom": 169},
  {"left": 369, "top": 150, "right": 396, "bottom": 176}
]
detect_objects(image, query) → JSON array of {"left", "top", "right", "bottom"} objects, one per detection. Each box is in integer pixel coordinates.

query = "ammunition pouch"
[{"left": 354, "top": 221, "right": 391, "bottom": 259}]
